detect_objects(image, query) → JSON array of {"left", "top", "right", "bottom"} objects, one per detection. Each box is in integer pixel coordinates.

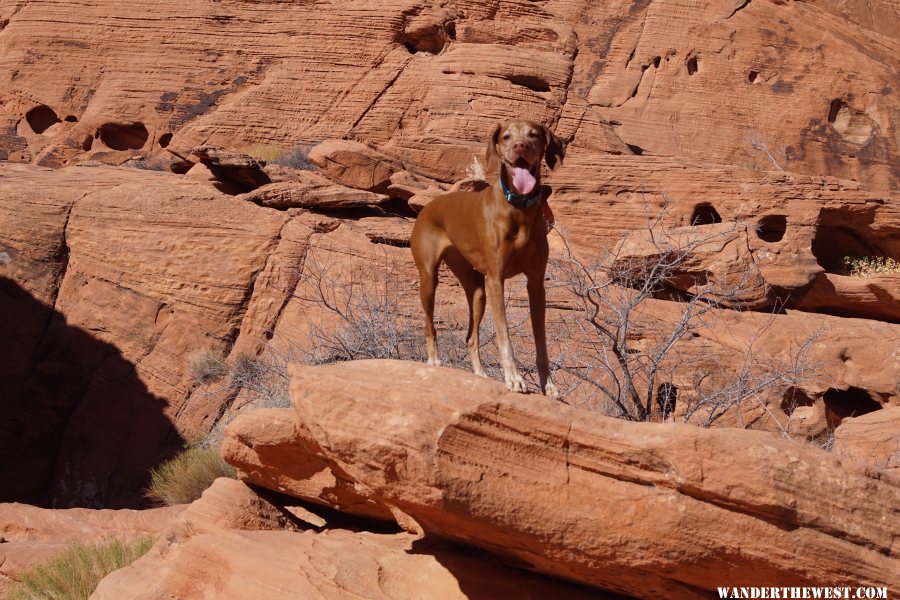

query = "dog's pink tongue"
[{"left": 512, "top": 167, "right": 536, "bottom": 195}]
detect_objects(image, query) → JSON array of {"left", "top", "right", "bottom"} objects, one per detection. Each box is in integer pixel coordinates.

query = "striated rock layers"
[
  {"left": 1, "top": 0, "right": 896, "bottom": 187},
  {"left": 91, "top": 477, "right": 611, "bottom": 600},
  {"left": 1, "top": 0, "right": 898, "bottom": 510},
  {"left": 222, "top": 360, "right": 900, "bottom": 599},
  {"left": 1, "top": 161, "right": 898, "bottom": 507}
]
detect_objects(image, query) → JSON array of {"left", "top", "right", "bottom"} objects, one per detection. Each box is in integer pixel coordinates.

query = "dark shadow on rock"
[
  {"left": 0, "top": 276, "right": 185, "bottom": 508},
  {"left": 409, "top": 537, "right": 635, "bottom": 600}
]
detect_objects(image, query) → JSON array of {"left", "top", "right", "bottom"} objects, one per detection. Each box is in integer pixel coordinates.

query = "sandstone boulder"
[
  {"left": 834, "top": 406, "right": 900, "bottom": 470},
  {"left": 610, "top": 222, "right": 773, "bottom": 309},
  {"left": 241, "top": 177, "right": 389, "bottom": 210},
  {"left": 92, "top": 528, "right": 609, "bottom": 600},
  {"left": 223, "top": 360, "right": 900, "bottom": 598},
  {"left": 307, "top": 140, "right": 404, "bottom": 193},
  {"left": 92, "top": 470, "right": 613, "bottom": 599}
]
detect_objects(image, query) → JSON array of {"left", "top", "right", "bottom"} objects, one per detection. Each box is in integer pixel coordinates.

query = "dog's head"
[{"left": 485, "top": 120, "right": 565, "bottom": 196}]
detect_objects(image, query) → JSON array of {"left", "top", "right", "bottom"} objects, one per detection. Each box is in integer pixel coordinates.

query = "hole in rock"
[
  {"left": 748, "top": 70, "right": 759, "bottom": 83},
  {"left": 781, "top": 386, "right": 814, "bottom": 416},
  {"left": 97, "top": 122, "right": 149, "bottom": 151},
  {"left": 64, "top": 115, "right": 78, "bottom": 123},
  {"left": 158, "top": 132, "right": 173, "bottom": 148},
  {"left": 507, "top": 75, "right": 551, "bottom": 93},
  {"left": 686, "top": 56, "right": 698, "bottom": 75},
  {"left": 657, "top": 383, "right": 677, "bottom": 419},
  {"left": 82, "top": 135, "right": 93, "bottom": 151},
  {"left": 690, "top": 203, "right": 721, "bottom": 225},
  {"left": 827, "top": 99, "right": 845, "bottom": 124},
  {"left": 397, "top": 21, "right": 453, "bottom": 55},
  {"left": 811, "top": 221, "right": 885, "bottom": 273},
  {"left": 755, "top": 215, "right": 787, "bottom": 243},
  {"left": 626, "top": 144, "right": 644, "bottom": 156},
  {"left": 652, "top": 55, "right": 661, "bottom": 68},
  {"left": 25, "top": 105, "right": 61, "bottom": 134},
  {"left": 823, "top": 387, "right": 880, "bottom": 428}
]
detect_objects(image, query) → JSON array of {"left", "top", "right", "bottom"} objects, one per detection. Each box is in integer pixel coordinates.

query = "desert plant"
[
  {"left": 744, "top": 132, "right": 785, "bottom": 171},
  {"left": 551, "top": 201, "right": 819, "bottom": 425},
  {"left": 190, "top": 347, "right": 227, "bottom": 384},
  {"left": 4, "top": 536, "right": 154, "bottom": 600},
  {"left": 145, "top": 442, "right": 236, "bottom": 506},
  {"left": 243, "top": 143, "right": 315, "bottom": 170},
  {"left": 842, "top": 255, "right": 900, "bottom": 278}
]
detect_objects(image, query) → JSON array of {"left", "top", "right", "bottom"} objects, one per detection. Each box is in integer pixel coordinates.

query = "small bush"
[
  {"left": 4, "top": 536, "right": 154, "bottom": 600},
  {"left": 145, "top": 444, "right": 236, "bottom": 506},
  {"left": 842, "top": 255, "right": 900, "bottom": 278},
  {"left": 243, "top": 144, "right": 315, "bottom": 170},
  {"left": 190, "top": 348, "right": 227, "bottom": 384}
]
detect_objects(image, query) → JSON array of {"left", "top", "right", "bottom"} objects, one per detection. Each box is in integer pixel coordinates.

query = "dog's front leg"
[
  {"left": 485, "top": 275, "right": 527, "bottom": 393},
  {"left": 527, "top": 272, "right": 559, "bottom": 399}
]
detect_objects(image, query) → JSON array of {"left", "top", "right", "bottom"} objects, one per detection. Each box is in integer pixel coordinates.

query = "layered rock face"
[
  {"left": 1, "top": 0, "right": 896, "bottom": 186},
  {"left": 91, "top": 477, "right": 612, "bottom": 600},
  {"left": 219, "top": 360, "right": 900, "bottom": 598},
  {"left": 0, "top": 0, "right": 897, "bottom": 510}
]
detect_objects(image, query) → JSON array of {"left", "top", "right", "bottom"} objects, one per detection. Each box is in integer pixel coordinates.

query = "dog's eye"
[
  {"left": 502, "top": 133, "right": 510, "bottom": 140},
  {"left": 528, "top": 130, "right": 537, "bottom": 137}
]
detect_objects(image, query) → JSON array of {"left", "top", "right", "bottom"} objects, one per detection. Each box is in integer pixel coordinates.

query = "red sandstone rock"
[
  {"left": 221, "top": 408, "right": 393, "bottom": 521},
  {"left": 222, "top": 360, "right": 900, "bottom": 597},
  {"left": 2, "top": 0, "right": 895, "bottom": 184},
  {"left": 93, "top": 528, "right": 609, "bottom": 600},
  {"left": 834, "top": 406, "right": 900, "bottom": 470},
  {"left": 92, "top": 472, "right": 611, "bottom": 599},
  {"left": 0, "top": 0, "right": 897, "bottom": 520},
  {"left": 307, "top": 140, "right": 404, "bottom": 193},
  {"left": 0, "top": 502, "right": 183, "bottom": 590},
  {"left": 611, "top": 222, "right": 773, "bottom": 309},
  {"left": 241, "top": 178, "right": 390, "bottom": 210}
]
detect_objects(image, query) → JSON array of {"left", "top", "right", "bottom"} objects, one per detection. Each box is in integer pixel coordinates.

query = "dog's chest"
[{"left": 506, "top": 221, "right": 533, "bottom": 251}]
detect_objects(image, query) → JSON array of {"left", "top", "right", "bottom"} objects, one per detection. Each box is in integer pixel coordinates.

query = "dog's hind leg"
[{"left": 444, "top": 249, "right": 487, "bottom": 377}]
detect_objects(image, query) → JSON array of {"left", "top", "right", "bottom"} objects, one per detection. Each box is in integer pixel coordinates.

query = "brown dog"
[{"left": 410, "top": 120, "right": 564, "bottom": 398}]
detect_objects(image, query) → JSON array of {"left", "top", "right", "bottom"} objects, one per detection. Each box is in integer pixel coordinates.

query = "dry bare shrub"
[
  {"left": 4, "top": 536, "right": 154, "bottom": 600},
  {"left": 550, "top": 200, "right": 821, "bottom": 426},
  {"left": 145, "top": 443, "right": 236, "bottom": 506},
  {"left": 243, "top": 143, "right": 315, "bottom": 170}
]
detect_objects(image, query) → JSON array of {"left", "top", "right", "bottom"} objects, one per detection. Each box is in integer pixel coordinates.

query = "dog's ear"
[
  {"left": 484, "top": 124, "right": 502, "bottom": 175},
  {"left": 542, "top": 126, "right": 565, "bottom": 170}
]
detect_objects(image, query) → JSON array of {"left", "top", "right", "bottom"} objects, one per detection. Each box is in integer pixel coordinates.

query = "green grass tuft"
[
  {"left": 145, "top": 444, "right": 236, "bottom": 506},
  {"left": 4, "top": 536, "right": 154, "bottom": 600}
]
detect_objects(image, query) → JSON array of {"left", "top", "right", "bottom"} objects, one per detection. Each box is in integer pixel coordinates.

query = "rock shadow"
[
  {"left": 409, "top": 538, "right": 634, "bottom": 600},
  {"left": 0, "top": 276, "right": 185, "bottom": 508}
]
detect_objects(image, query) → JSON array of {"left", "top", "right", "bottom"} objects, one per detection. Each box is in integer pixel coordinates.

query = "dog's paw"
[
  {"left": 427, "top": 357, "right": 442, "bottom": 367},
  {"left": 544, "top": 381, "right": 560, "bottom": 400},
  {"left": 505, "top": 372, "right": 528, "bottom": 394}
]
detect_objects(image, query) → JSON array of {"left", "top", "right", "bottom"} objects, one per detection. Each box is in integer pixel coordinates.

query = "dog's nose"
[{"left": 512, "top": 140, "right": 527, "bottom": 153}]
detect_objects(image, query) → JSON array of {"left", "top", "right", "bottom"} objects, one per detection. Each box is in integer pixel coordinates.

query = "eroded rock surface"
[
  {"left": 223, "top": 360, "right": 900, "bottom": 598},
  {"left": 92, "top": 476, "right": 612, "bottom": 600},
  {"left": 0, "top": 502, "right": 183, "bottom": 591}
]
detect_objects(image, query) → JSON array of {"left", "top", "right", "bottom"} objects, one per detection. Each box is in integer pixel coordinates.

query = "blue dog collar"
[{"left": 500, "top": 177, "right": 542, "bottom": 208}]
